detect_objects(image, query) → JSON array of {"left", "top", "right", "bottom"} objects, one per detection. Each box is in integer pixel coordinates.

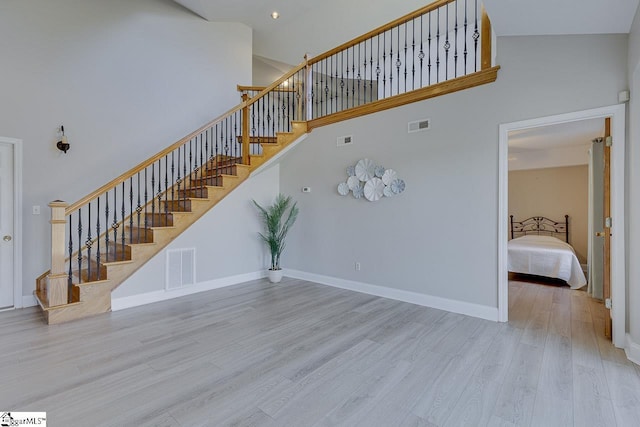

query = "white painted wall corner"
[
  {"left": 284, "top": 269, "right": 499, "bottom": 321},
  {"left": 626, "top": 333, "right": 640, "bottom": 366},
  {"left": 22, "top": 294, "right": 37, "bottom": 308}
]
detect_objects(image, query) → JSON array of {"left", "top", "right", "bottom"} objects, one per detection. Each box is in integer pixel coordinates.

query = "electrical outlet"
[{"left": 355, "top": 262, "right": 361, "bottom": 271}]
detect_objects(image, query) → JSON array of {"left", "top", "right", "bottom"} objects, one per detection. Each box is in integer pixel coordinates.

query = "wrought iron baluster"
[
  {"left": 363, "top": 40, "right": 367, "bottom": 103},
  {"left": 113, "top": 187, "right": 119, "bottom": 261},
  {"left": 382, "top": 31, "right": 386, "bottom": 97},
  {"left": 105, "top": 189, "right": 110, "bottom": 260},
  {"left": 396, "top": 25, "right": 401, "bottom": 95},
  {"left": 389, "top": 29, "right": 393, "bottom": 95},
  {"left": 428, "top": 12, "right": 432, "bottom": 84},
  {"left": 77, "top": 208, "right": 82, "bottom": 284},
  {"left": 369, "top": 37, "right": 374, "bottom": 102},
  {"left": 136, "top": 173, "right": 141, "bottom": 244},
  {"left": 376, "top": 34, "right": 381, "bottom": 97},
  {"left": 445, "top": 4, "right": 450, "bottom": 79},
  {"left": 168, "top": 150, "right": 174, "bottom": 211},
  {"left": 86, "top": 202, "right": 92, "bottom": 281},
  {"left": 473, "top": 0, "right": 479, "bottom": 72},
  {"left": 189, "top": 138, "right": 193, "bottom": 192},
  {"left": 357, "top": 43, "right": 361, "bottom": 106},
  {"left": 340, "top": 51, "right": 345, "bottom": 111},
  {"left": 351, "top": 48, "right": 356, "bottom": 107},
  {"left": 163, "top": 156, "right": 168, "bottom": 232},
  {"left": 150, "top": 163, "right": 155, "bottom": 227},
  {"left": 464, "top": 0, "right": 468, "bottom": 73},
  {"left": 129, "top": 177, "right": 133, "bottom": 244},
  {"left": 156, "top": 159, "right": 162, "bottom": 229},
  {"left": 121, "top": 181, "right": 126, "bottom": 261},
  {"left": 436, "top": 8, "right": 441, "bottom": 82},
  {"left": 215, "top": 123, "right": 220, "bottom": 180},
  {"left": 411, "top": 18, "right": 416, "bottom": 90},
  {"left": 454, "top": 0, "right": 459, "bottom": 78},
  {"left": 96, "top": 197, "right": 101, "bottom": 280}
]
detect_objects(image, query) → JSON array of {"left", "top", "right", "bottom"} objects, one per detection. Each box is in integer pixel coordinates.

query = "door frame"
[
  {"left": 0, "top": 136, "right": 23, "bottom": 309},
  {"left": 497, "top": 104, "right": 626, "bottom": 348}
]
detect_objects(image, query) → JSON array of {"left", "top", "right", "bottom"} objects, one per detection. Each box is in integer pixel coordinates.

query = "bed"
[{"left": 508, "top": 215, "right": 587, "bottom": 289}]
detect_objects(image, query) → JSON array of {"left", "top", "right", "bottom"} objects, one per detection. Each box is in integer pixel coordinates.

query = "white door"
[{"left": 0, "top": 142, "right": 14, "bottom": 308}]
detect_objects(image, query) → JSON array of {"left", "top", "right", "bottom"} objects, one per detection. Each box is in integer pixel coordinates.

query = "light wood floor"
[{"left": 1, "top": 277, "right": 639, "bottom": 426}]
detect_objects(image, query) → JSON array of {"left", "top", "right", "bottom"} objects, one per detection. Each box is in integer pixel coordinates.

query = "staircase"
[
  {"left": 35, "top": 0, "right": 499, "bottom": 324},
  {"left": 35, "top": 122, "right": 307, "bottom": 324}
]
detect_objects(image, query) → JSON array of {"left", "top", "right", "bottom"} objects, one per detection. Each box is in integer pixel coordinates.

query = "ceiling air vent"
[{"left": 408, "top": 119, "right": 430, "bottom": 133}]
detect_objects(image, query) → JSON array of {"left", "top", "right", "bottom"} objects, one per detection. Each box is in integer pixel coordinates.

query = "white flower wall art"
[{"left": 337, "top": 158, "right": 406, "bottom": 201}]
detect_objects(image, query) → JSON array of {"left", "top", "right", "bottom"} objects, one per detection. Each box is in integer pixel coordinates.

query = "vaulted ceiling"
[{"left": 174, "top": 0, "right": 639, "bottom": 64}]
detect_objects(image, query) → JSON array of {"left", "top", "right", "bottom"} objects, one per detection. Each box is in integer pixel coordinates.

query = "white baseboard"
[
  {"left": 285, "top": 269, "right": 499, "bottom": 321},
  {"left": 112, "top": 270, "right": 267, "bottom": 311},
  {"left": 626, "top": 333, "right": 640, "bottom": 366},
  {"left": 22, "top": 294, "right": 37, "bottom": 308}
]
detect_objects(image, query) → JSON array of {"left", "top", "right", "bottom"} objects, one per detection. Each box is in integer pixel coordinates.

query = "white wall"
[
  {"left": 253, "top": 0, "right": 429, "bottom": 64},
  {"left": 508, "top": 144, "right": 590, "bottom": 171},
  {"left": 112, "top": 165, "right": 279, "bottom": 300},
  {"left": 279, "top": 34, "right": 627, "bottom": 313},
  {"left": 0, "top": 0, "right": 252, "bottom": 301},
  {"left": 627, "top": 6, "right": 640, "bottom": 358}
]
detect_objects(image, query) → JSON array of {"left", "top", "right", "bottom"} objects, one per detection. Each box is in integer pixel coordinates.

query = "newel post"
[
  {"left": 241, "top": 93, "right": 250, "bottom": 165},
  {"left": 481, "top": 5, "right": 492, "bottom": 70},
  {"left": 47, "top": 200, "right": 69, "bottom": 306}
]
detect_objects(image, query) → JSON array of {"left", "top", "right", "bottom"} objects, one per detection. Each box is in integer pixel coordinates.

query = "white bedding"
[{"left": 508, "top": 235, "right": 587, "bottom": 289}]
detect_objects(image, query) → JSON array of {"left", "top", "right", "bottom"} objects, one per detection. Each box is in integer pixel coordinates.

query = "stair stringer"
[{"left": 35, "top": 122, "right": 309, "bottom": 324}]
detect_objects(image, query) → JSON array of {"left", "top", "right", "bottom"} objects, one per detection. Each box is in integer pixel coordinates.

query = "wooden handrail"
[
  {"left": 65, "top": 102, "right": 247, "bottom": 215},
  {"left": 308, "top": 0, "right": 456, "bottom": 65},
  {"left": 237, "top": 85, "right": 296, "bottom": 93}
]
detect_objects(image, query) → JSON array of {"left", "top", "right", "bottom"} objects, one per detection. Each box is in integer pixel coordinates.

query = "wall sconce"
[{"left": 56, "top": 125, "right": 70, "bottom": 153}]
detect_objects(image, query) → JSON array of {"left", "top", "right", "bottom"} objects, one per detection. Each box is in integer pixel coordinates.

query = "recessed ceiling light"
[{"left": 271, "top": 11, "right": 280, "bottom": 19}]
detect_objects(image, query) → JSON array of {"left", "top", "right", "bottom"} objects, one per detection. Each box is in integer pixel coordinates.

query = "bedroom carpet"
[{"left": 0, "top": 277, "right": 638, "bottom": 426}]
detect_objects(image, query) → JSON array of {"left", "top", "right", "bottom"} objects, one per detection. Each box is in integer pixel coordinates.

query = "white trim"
[
  {"left": 285, "top": 269, "right": 499, "bottom": 321},
  {"left": 111, "top": 270, "right": 266, "bottom": 311},
  {"left": 498, "top": 104, "right": 626, "bottom": 348},
  {"left": 0, "top": 137, "right": 23, "bottom": 309},
  {"left": 626, "top": 333, "right": 640, "bottom": 366},
  {"left": 22, "top": 294, "right": 37, "bottom": 308}
]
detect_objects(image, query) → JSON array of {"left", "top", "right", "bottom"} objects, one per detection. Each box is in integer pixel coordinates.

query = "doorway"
[
  {"left": 497, "top": 105, "right": 626, "bottom": 349},
  {"left": 0, "top": 137, "right": 23, "bottom": 309}
]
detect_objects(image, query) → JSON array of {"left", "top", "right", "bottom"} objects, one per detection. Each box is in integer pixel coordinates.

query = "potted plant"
[{"left": 253, "top": 193, "right": 299, "bottom": 283}]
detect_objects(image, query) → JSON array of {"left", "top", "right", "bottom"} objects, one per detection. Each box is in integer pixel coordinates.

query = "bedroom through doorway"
[
  {"left": 506, "top": 117, "right": 605, "bottom": 337},
  {"left": 497, "top": 105, "right": 626, "bottom": 349}
]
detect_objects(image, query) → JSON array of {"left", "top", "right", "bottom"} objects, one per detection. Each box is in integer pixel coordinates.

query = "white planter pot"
[{"left": 268, "top": 269, "right": 283, "bottom": 283}]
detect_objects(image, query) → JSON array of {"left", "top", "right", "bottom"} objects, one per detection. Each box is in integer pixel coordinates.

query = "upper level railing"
[
  {"left": 42, "top": 1, "right": 496, "bottom": 307},
  {"left": 305, "top": 0, "right": 494, "bottom": 128}
]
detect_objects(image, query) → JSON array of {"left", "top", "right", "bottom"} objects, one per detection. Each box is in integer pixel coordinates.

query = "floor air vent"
[
  {"left": 166, "top": 248, "right": 195, "bottom": 290},
  {"left": 408, "top": 119, "right": 430, "bottom": 133}
]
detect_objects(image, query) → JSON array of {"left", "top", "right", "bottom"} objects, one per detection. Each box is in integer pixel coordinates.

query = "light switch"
[{"left": 33, "top": 205, "right": 41, "bottom": 215}]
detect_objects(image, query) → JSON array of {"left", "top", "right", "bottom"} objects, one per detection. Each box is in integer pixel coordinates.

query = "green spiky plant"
[{"left": 253, "top": 194, "right": 299, "bottom": 271}]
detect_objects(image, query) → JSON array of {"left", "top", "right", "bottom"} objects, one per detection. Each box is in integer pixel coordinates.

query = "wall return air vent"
[
  {"left": 408, "top": 118, "right": 430, "bottom": 133},
  {"left": 337, "top": 135, "right": 353, "bottom": 147},
  {"left": 166, "top": 248, "right": 196, "bottom": 290}
]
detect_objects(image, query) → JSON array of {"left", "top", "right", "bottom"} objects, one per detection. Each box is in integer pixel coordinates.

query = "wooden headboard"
[{"left": 509, "top": 215, "right": 569, "bottom": 243}]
